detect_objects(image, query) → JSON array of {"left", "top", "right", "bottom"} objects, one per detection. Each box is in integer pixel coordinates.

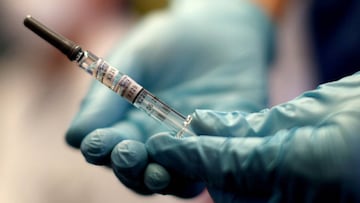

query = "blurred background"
[{"left": 0, "top": 0, "right": 358, "bottom": 202}]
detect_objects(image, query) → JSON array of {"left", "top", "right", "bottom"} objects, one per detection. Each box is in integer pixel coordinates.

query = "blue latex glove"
[
  {"left": 147, "top": 72, "right": 360, "bottom": 202},
  {"left": 66, "top": 0, "right": 273, "bottom": 197}
]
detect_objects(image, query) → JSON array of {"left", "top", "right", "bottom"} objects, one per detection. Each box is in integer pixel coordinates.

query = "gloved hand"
[
  {"left": 147, "top": 72, "right": 360, "bottom": 202},
  {"left": 66, "top": 0, "right": 274, "bottom": 197}
]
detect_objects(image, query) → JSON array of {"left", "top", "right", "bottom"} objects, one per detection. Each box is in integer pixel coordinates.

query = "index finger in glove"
[{"left": 146, "top": 134, "right": 268, "bottom": 193}]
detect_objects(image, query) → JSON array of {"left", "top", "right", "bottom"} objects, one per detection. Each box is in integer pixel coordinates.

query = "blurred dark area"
[
  {"left": 0, "top": 5, "right": 10, "bottom": 57},
  {"left": 308, "top": 0, "right": 360, "bottom": 83}
]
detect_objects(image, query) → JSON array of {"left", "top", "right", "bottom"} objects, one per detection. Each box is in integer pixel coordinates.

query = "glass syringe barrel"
[
  {"left": 23, "top": 15, "right": 196, "bottom": 138},
  {"left": 77, "top": 51, "right": 196, "bottom": 137}
]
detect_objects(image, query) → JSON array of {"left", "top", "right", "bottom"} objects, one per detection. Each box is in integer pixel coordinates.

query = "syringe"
[{"left": 24, "top": 15, "right": 196, "bottom": 138}]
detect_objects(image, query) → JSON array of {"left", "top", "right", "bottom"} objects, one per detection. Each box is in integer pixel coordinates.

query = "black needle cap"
[{"left": 24, "top": 15, "right": 82, "bottom": 61}]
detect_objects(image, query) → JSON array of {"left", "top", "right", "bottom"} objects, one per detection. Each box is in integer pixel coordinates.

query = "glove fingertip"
[
  {"left": 66, "top": 115, "right": 103, "bottom": 148},
  {"left": 111, "top": 140, "right": 153, "bottom": 195},
  {"left": 65, "top": 126, "right": 86, "bottom": 148},
  {"left": 111, "top": 140, "right": 148, "bottom": 174},
  {"left": 191, "top": 109, "right": 224, "bottom": 135},
  {"left": 192, "top": 109, "right": 252, "bottom": 137},
  {"left": 144, "top": 163, "right": 171, "bottom": 192},
  {"left": 80, "top": 128, "right": 123, "bottom": 165}
]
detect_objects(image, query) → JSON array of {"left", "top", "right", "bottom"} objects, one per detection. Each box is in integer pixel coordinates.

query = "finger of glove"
[
  {"left": 146, "top": 133, "right": 271, "bottom": 193},
  {"left": 110, "top": 140, "right": 201, "bottom": 197},
  {"left": 80, "top": 121, "right": 144, "bottom": 165},
  {"left": 110, "top": 138, "right": 205, "bottom": 197},
  {"left": 144, "top": 158, "right": 205, "bottom": 198},
  {"left": 144, "top": 162, "right": 205, "bottom": 198},
  {"left": 191, "top": 109, "right": 255, "bottom": 137},
  {"left": 111, "top": 140, "right": 153, "bottom": 195}
]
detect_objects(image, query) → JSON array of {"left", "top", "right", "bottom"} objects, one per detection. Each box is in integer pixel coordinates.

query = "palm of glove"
[
  {"left": 147, "top": 72, "right": 360, "bottom": 202},
  {"left": 66, "top": 0, "right": 272, "bottom": 197}
]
